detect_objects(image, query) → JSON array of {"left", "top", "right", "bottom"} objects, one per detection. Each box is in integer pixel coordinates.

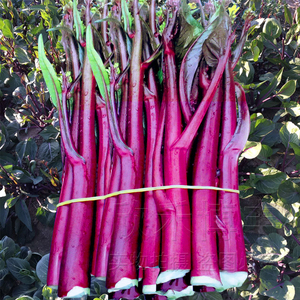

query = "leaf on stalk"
[
  {"left": 15, "top": 47, "right": 31, "bottom": 64},
  {"left": 16, "top": 139, "right": 37, "bottom": 161},
  {"left": 284, "top": 101, "right": 300, "bottom": 117},
  {"left": 241, "top": 141, "right": 262, "bottom": 159},
  {"left": 86, "top": 24, "right": 110, "bottom": 98},
  {"left": 290, "top": 142, "right": 300, "bottom": 161},
  {"left": 284, "top": 4, "right": 293, "bottom": 26},
  {"left": 239, "top": 184, "right": 254, "bottom": 199},
  {"left": 73, "top": 0, "right": 84, "bottom": 41},
  {"left": 37, "top": 34, "right": 61, "bottom": 108},
  {"left": 262, "top": 201, "right": 294, "bottom": 230},
  {"left": 257, "top": 68, "right": 283, "bottom": 103},
  {"left": 36, "top": 254, "right": 49, "bottom": 284},
  {"left": 291, "top": 277, "right": 300, "bottom": 299},
  {"left": 15, "top": 197, "right": 32, "bottom": 231},
  {"left": 279, "top": 121, "right": 300, "bottom": 147},
  {"left": 259, "top": 265, "right": 295, "bottom": 300},
  {"left": 0, "top": 18, "right": 14, "bottom": 39},
  {"left": 278, "top": 180, "right": 300, "bottom": 204},
  {"left": 276, "top": 80, "right": 297, "bottom": 100},
  {"left": 262, "top": 18, "right": 282, "bottom": 40},
  {"left": 251, "top": 233, "right": 289, "bottom": 262},
  {"left": 6, "top": 258, "right": 35, "bottom": 284},
  {"left": 37, "top": 140, "right": 60, "bottom": 163}
]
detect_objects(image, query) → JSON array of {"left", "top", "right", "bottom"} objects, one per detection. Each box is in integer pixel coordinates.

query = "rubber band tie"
[{"left": 56, "top": 185, "right": 239, "bottom": 208}]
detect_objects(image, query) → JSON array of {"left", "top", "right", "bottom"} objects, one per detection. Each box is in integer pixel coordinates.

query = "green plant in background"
[
  {"left": 220, "top": 1, "right": 300, "bottom": 300},
  {"left": 0, "top": 0, "right": 64, "bottom": 244},
  {"left": 0, "top": 236, "right": 49, "bottom": 300}
]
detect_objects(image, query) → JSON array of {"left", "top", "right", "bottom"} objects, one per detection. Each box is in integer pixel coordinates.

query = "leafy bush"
[
  {"left": 0, "top": 0, "right": 63, "bottom": 243},
  {"left": 0, "top": 236, "right": 48, "bottom": 300}
]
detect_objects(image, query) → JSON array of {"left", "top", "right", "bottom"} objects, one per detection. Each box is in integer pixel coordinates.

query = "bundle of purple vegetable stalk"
[{"left": 38, "top": 0, "right": 254, "bottom": 298}]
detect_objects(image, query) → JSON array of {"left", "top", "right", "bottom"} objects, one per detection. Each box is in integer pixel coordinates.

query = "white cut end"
[
  {"left": 156, "top": 269, "right": 189, "bottom": 285},
  {"left": 190, "top": 276, "right": 223, "bottom": 288},
  {"left": 157, "top": 285, "right": 194, "bottom": 299},
  {"left": 107, "top": 278, "right": 138, "bottom": 293},
  {"left": 142, "top": 284, "right": 157, "bottom": 294},
  {"left": 67, "top": 286, "right": 90, "bottom": 298},
  {"left": 215, "top": 271, "right": 248, "bottom": 292}
]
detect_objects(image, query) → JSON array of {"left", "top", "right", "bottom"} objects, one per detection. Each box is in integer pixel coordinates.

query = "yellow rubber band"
[{"left": 56, "top": 185, "right": 239, "bottom": 208}]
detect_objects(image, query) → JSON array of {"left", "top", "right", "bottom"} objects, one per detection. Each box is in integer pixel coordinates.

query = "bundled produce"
[{"left": 38, "top": 0, "right": 253, "bottom": 298}]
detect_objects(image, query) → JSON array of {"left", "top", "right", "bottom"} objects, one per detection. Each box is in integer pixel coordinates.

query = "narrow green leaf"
[
  {"left": 37, "top": 34, "right": 61, "bottom": 108},
  {"left": 73, "top": 0, "right": 84, "bottom": 41},
  {"left": 277, "top": 80, "right": 297, "bottom": 100},
  {"left": 86, "top": 24, "right": 110, "bottom": 98},
  {"left": 121, "top": 0, "right": 132, "bottom": 32},
  {"left": 284, "top": 4, "right": 293, "bottom": 25}
]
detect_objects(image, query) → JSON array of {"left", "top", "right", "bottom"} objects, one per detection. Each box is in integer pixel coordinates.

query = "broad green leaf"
[
  {"left": 254, "top": 166, "right": 286, "bottom": 194},
  {"left": 16, "top": 297, "right": 35, "bottom": 300},
  {"left": 278, "top": 180, "right": 300, "bottom": 204},
  {"left": 284, "top": 101, "right": 300, "bottom": 117},
  {"left": 37, "top": 140, "right": 60, "bottom": 163},
  {"left": 16, "top": 139, "right": 37, "bottom": 161},
  {"left": 37, "top": 34, "right": 61, "bottom": 108},
  {"left": 15, "top": 47, "right": 31, "bottom": 64},
  {"left": 0, "top": 18, "right": 14, "bottom": 39},
  {"left": 242, "top": 141, "right": 262, "bottom": 159},
  {"left": 251, "top": 233, "right": 289, "bottom": 262},
  {"left": 250, "top": 118, "right": 275, "bottom": 140},
  {"left": 279, "top": 121, "right": 300, "bottom": 147},
  {"left": 258, "top": 68, "right": 283, "bottom": 103},
  {"left": 257, "top": 144, "right": 273, "bottom": 160},
  {"left": 259, "top": 265, "right": 295, "bottom": 300},
  {"left": 291, "top": 277, "right": 300, "bottom": 299},
  {"left": 239, "top": 184, "right": 254, "bottom": 199},
  {"left": 277, "top": 80, "right": 297, "bottom": 100},
  {"left": 262, "top": 18, "right": 282, "bottom": 40},
  {"left": 252, "top": 45, "right": 260, "bottom": 62},
  {"left": 86, "top": 24, "right": 110, "bottom": 98},
  {"left": 6, "top": 258, "right": 35, "bottom": 284},
  {"left": 1, "top": 236, "right": 16, "bottom": 260},
  {"left": 15, "top": 198, "right": 32, "bottom": 231},
  {"left": 36, "top": 254, "right": 49, "bottom": 284},
  {"left": 284, "top": 4, "right": 293, "bottom": 26},
  {"left": 262, "top": 201, "right": 294, "bottom": 229},
  {"left": 0, "top": 195, "right": 9, "bottom": 228},
  {"left": 39, "top": 125, "right": 59, "bottom": 140}
]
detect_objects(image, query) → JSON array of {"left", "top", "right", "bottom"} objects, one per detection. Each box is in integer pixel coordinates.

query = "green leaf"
[
  {"left": 242, "top": 141, "right": 262, "bottom": 159},
  {"left": 290, "top": 142, "right": 300, "bottom": 161},
  {"left": 86, "top": 24, "right": 110, "bottom": 98},
  {"left": 6, "top": 258, "right": 35, "bottom": 284},
  {"left": 15, "top": 47, "right": 31, "bottom": 64},
  {"left": 279, "top": 121, "right": 300, "bottom": 147},
  {"left": 284, "top": 4, "right": 293, "bottom": 26},
  {"left": 277, "top": 80, "right": 297, "bottom": 100},
  {"left": 284, "top": 101, "right": 300, "bottom": 117},
  {"left": 258, "top": 68, "right": 283, "bottom": 103},
  {"left": 291, "top": 277, "right": 300, "bottom": 299},
  {"left": 16, "top": 139, "right": 37, "bottom": 161},
  {"left": 262, "top": 201, "right": 294, "bottom": 229},
  {"left": 251, "top": 233, "right": 290, "bottom": 262},
  {"left": 257, "top": 144, "right": 273, "bottom": 160},
  {"left": 16, "top": 297, "right": 35, "bottom": 300},
  {"left": 262, "top": 18, "right": 282, "bottom": 40},
  {"left": 0, "top": 18, "right": 14, "bottom": 39},
  {"left": 278, "top": 180, "right": 300, "bottom": 205},
  {"left": 73, "top": 0, "right": 84, "bottom": 41},
  {"left": 259, "top": 265, "right": 295, "bottom": 300},
  {"left": 36, "top": 254, "right": 49, "bottom": 284},
  {"left": 39, "top": 125, "right": 59, "bottom": 140},
  {"left": 0, "top": 195, "right": 10, "bottom": 228},
  {"left": 250, "top": 118, "right": 275, "bottom": 140},
  {"left": 15, "top": 198, "right": 32, "bottom": 231},
  {"left": 239, "top": 184, "right": 254, "bottom": 199},
  {"left": 38, "top": 34, "right": 61, "bottom": 108},
  {"left": 37, "top": 140, "right": 60, "bottom": 163},
  {"left": 1, "top": 236, "right": 16, "bottom": 260},
  {"left": 121, "top": 0, "right": 132, "bottom": 33},
  {"left": 254, "top": 166, "right": 286, "bottom": 194}
]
